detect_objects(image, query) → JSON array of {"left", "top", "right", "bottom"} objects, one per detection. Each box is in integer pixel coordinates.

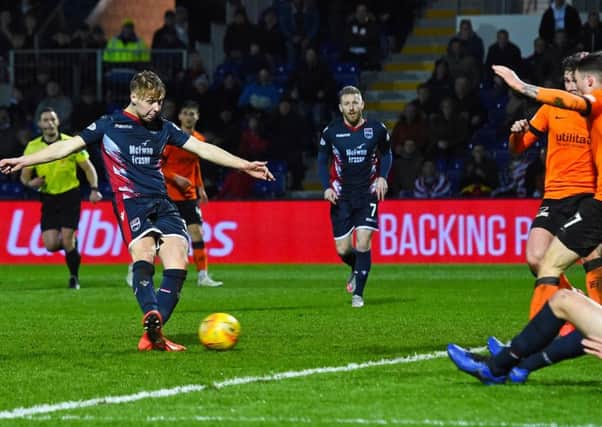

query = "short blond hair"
[
  {"left": 338, "top": 85, "right": 362, "bottom": 101},
  {"left": 130, "top": 70, "right": 166, "bottom": 100}
]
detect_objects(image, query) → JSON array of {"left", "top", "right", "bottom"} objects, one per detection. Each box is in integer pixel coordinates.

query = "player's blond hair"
[
  {"left": 338, "top": 85, "right": 362, "bottom": 102},
  {"left": 130, "top": 70, "right": 166, "bottom": 100}
]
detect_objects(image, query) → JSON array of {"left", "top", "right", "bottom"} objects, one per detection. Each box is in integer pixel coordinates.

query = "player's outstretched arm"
[
  {"left": 0, "top": 136, "right": 86, "bottom": 174},
  {"left": 492, "top": 65, "right": 589, "bottom": 113},
  {"left": 182, "top": 137, "right": 274, "bottom": 181}
]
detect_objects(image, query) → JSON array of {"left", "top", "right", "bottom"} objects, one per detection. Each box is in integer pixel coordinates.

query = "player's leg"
[
  {"left": 352, "top": 228, "right": 374, "bottom": 307},
  {"left": 330, "top": 200, "right": 356, "bottom": 291},
  {"left": 530, "top": 236, "right": 580, "bottom": 317},
  {"left": 583, "top": 244, "right": 602, "bottom": 304},
  {"left": 60, "top": 227, "right": 81, "bottom": 289}
]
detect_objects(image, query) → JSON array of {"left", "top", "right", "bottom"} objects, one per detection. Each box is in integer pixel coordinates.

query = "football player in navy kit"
[
  {"left": 0, "top": 70, "right": 273, "bottom": 351},
  {"left": 317, "top": 85, "right": 392, "bottom": 308}
]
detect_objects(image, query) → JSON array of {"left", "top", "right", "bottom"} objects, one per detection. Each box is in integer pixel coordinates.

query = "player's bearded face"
[{"left": 339, "top": 94, "right": 364, "bottom": 126}]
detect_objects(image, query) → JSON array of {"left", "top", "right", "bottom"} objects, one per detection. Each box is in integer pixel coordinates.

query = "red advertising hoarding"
[{"left": 0, "top": 199, "right": 540, "bottom": 264}]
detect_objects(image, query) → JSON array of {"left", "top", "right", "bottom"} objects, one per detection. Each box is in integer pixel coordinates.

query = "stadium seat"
[
  {"left": 253, "top": 160, "right": 288, "bottom": 198},
  {"left": 272, "top": 63, "right": 293, "bottom": 87},
  {"left": 333, "top": 61, "right": 359, "bottom": 88}
]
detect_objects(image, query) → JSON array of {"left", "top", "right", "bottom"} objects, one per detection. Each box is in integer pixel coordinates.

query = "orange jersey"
[
  {"left": 586, "top": 88, "right": 602, "bottom": 201},
  {"left": 162, "top": 130, "right": 205, "bottom": 201},
  {"left": 510, "top": 104, "right": 595, "bottom": 199}
]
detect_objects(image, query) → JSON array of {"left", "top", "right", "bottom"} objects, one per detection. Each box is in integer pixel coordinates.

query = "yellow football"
[{"left": 199, "top": 312, "right": 240, "bottom": 350}]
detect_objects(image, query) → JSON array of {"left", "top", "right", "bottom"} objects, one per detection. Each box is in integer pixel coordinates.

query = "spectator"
[
  {"left": 189, "top": 75, "right": 215, "bottom": 131},
  {"left": 0, "top": 107, "right": 19, "bottom": 159},
  {"left": 547, "top": 30, "right": 576, "bottom": 85},
  {"left": 152, "top": 10, "right": 186, "bottom": 49},
  {"left": 459, "top": 144, "right": 499, "bottom": 197},
  {"left": 425, "top": 59, "right": 454, "bottom": 107},
  {"left": 70, "top": 87, "right": 105, "bottom": 132},
  {"left": 173, "top": 51, "right": 208, "bottom": 103},
  {"left": 257, "top": 7, "right": 286, "bottom": 66},
  {"left": 539, "top": 0, "right": 581, "bottom": 47},
  {"left": 410, "top": 83, "right": 439, "bottom": 120},
  {"left": 240, "top": 42, "right": 271, "bottom": 81},
  {"left": 238, "top": 68, "right": 281, "bottom": 113},
  {"left": 239, "top": 115, "right": 269, "bottom": 159},
  {"left": 103, "top": 19, "right": 150, "bottom": 63},
  {"left": 48, "top": 28, "right": 71, "bottom": 49},
  {"left": 523, "top": 37, "right": 555, "bottom": 85},
  {"left": 445, "top": 38, "right": 480, "bottom": 89},
  {"left": 579, "top": 10, "right": 602, "bottom": 53},
  {"left": 390, "top": 139, "right": 424, "bottom": 198},
  {"left": 342, "top": 3, "right": 381, "bottom": 70},
  {"left": 223, "top": 7, "right": 257, "bottom": 60},
  {"left": 216, "top": 170, "right": 254, "bottom": 199},
  {"left": 426, "top": 97, "right": 470, "bottom": 161},
  {"left": 413, "top": 160, "right": 451, "bottom": 199},
  {"left": 452, "top": 75, "right": 487, "bottom": 132},
  {"left": 484, "top": 29, "right": 522, "bottom": 85},
  {"left": 212, "top": 72, "right": 242, "bottom": 115},
  {"left": 279, "top": 0, "right": 320, "bottom": 66},
  {"left": 34, "top": 80, "right": 73, "bottom": 131},
  {"left": 456, "top": 19, "right": 484, "bottom": 64},
  {"left": 290, "top": 47, "right": 335, "bottom": 130},
  {"left": 174, "top": 5, "right": 192, "bottom": 49},
  {"left": 525, "top": 147, "right": 545, "bottom": 198},
  {"left": 391, "top": 102, "right": 429, "bottom": 156},
  {"left": 491, "top": 152, "right": 529, "bottom": 198},
  {"left": 264, "top": 97, "right": 310, "bottom": 190},
  {"left": 70, "top": 23, "right": 106, "bottom": 49}
]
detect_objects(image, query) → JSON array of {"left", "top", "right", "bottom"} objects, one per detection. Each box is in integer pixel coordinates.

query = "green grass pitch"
[{"left": 0, "top": 263, "right": 600, "bottom": 426}]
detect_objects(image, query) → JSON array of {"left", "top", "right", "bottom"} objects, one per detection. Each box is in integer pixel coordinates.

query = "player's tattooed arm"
[{"left": 519, "top": 83, "right": 539, "bottom": 99}]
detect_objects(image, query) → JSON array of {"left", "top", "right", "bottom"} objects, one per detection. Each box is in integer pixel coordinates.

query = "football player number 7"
[{"left": 370, "top": 203, "right": 377, "bottom": 217}]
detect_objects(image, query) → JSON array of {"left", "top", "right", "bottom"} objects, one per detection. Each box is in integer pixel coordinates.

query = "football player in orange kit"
[
  {"left": 506, "top": 53, "right": 602, "bottom": 319},
  {"left": 162, "top": 100, "right": 223, "bottom": 287},
  {"left": 126, "top": 100, "right": 223, "bottom": 287}
]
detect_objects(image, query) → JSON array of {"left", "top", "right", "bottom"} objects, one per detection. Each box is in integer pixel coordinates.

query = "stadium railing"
[{"left": 8, "top": 49, "right": 188, "bottom": 103}]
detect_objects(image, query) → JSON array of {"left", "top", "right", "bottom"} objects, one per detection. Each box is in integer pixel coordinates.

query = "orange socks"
[
  {"left": 584, "top": 258, "right": 602, "bottom": 304},
  {"left": 193, "top": 247, "right": 208, "bottom": 272},
  {"left": 529, "top": 276, "right": 563, "bottom": 319}
]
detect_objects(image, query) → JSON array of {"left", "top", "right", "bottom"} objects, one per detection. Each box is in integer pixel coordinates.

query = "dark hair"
[
  {"left": 338, "top": 85, "right": 362, "bottom": 101},
  {"left": 562, "top": 52, "right": 588, "bottom": 73},
  {"left": 576, "top": 51, "right": 602, "bottom": 77},
  {"left": 180, "top": 100, "right": 199, "bottom": 112},
  {"left": 38, "top": 107, "right": 57, "bottom": 121}
]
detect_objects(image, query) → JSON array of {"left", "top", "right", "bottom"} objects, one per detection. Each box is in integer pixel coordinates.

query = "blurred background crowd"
[{"left": 0, "top": 0, "right": 598, "bottom": 200}]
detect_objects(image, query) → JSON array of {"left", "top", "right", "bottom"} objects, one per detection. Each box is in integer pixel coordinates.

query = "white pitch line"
[
  {"left": 0, "top": 349, "right": 462, "bottom": 420},
  {"left": 25, "top": 414, "right": 602, "bottom": 427}
]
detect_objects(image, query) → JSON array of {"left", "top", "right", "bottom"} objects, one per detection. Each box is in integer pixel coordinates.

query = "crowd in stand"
[
  {"left": 0, "top": 0, "right": 598, "bottom": 200},
  {"left": 389, "top": 0, "right": 599, "bottom": 200}
]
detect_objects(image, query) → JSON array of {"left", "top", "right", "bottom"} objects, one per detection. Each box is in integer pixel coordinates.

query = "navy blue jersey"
[
  {"left": 79, "top": 111, "right": 189, "bottom": 198},
  {"left": 318, "top": 118, "right": 390, "bottom": 200}
]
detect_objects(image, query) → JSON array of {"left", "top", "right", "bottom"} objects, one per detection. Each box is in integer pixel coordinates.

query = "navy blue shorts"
[
  {"left": 330, "top": 196, "right": 379, "bottom": 239},
  {"left": 113, "top": 195, "right": 189, "bottom": 248}
]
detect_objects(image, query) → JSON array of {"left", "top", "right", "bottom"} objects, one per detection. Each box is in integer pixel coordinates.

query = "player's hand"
[
  {"left": 375, "top": 177, "right": 388, "bottom": 201},
  {"left": 198, "top": 186, "right": 208, "bottom": 204},
  {"left": 510, "top": 119, "right": 529, "bottom": 133},
  {"left": 242, "top": 161, "right": 274, "bottom": 181},
  {"left": 582, "top": 336, "right": 602, "bottom": 359},
  {"left": 324, "top": 188, "right": 337, "bottom": 205},
  {"left": 491, "top": 65, "right": 523, "bottom": 92},
  {"left": 89, "top": 189, "right": 103, "bottom": 203},
  {"left": 174, "top": 174, "right": 192, "bottom": 191},
  {"left": 28, "top": 176, "right": 46, "bottom": 189},
  {"left": 0, "top": 157, "right": 27, "bottom": 174}
]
